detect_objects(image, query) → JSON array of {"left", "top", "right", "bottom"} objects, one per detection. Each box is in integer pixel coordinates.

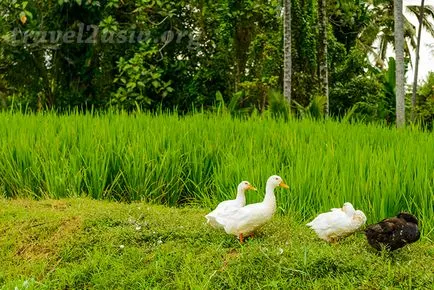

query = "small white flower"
[
  {"left": 23, "top": 280, "right": 29, "bottom": 288},
  {"left": 135, "top": 225, "right": 142, "bottom": 231},
  {"left": 278, "top": 248, "right": 284, "bottom": 255},
  {"left": 157, "top": 239, "right": 163, "bottom": 245},
  {"left": 119, "top": 245, "right": 125, "bottom": 249}
]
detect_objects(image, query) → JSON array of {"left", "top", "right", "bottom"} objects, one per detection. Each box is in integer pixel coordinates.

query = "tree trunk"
[
  {"left": 411, "top": 0, "right": 425, "bottom": 122},
  {"left": 394, "top": 0, "right": 405, "bottom": 127},
  {"left": 283, "top": 0, "right": 292, "bottom": 106},
  {"left": 318, "top": 0, "right": 329, "bottom": 116},
  {"left": 0, "top": 93, "right": 6, "bottom": 109}
]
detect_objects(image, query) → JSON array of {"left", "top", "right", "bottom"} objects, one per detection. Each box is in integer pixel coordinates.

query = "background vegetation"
[
  {"left": 0, "top": 112, "right": 433, "bottom": 235},
  {"left": 0, "top": 0, "right": 433, "bottom": 126}
]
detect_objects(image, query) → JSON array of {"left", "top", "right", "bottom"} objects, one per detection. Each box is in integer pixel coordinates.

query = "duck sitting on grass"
[
  {"left": 364, "top": 212, "right": 420, "bottom": 251},
  {"left": 205, "top": 181, "right": 256, "bottom": 229},
  {"left": 216, "top": 175, "right": 289, "bottom": 243},
  {"left": 306, "top": 202, "right": 367, "bottom": 243}
]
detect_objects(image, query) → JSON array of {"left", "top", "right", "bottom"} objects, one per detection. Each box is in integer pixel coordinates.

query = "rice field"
[{"left": 0, "top": 112, "right": 433, "bottom": 235}]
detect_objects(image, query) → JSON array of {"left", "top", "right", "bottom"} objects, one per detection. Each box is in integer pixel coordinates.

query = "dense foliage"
[
  {"left": 0, "top": 0, "right": 433, "bottom": 125},
  {"left": 415, "top": 72, "right": 434, "bottom": 127}
]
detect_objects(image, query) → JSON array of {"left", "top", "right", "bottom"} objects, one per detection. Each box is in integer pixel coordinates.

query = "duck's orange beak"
[
  {"left": 247, "top": 185, "right": 257, "bottom": 191},
  {"left": 279, "top": 182, "right": 289, "bottom": 189}
]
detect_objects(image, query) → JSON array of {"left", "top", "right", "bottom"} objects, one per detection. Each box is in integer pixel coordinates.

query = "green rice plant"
[{"left": 0, "top": 111, "right": 433, "bottom": 235}]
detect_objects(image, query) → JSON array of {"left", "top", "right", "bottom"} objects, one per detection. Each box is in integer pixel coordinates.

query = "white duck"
[
  {"left": 205, "top": 181, "right": 256, "bottom": 229},
  {"left": 306, "top": 202, "right": 367, "bottom": 243},
  {"left": 216, "top": 175, "right": 289, "bottom": 243}
]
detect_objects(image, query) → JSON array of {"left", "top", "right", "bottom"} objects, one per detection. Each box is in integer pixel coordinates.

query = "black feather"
[{"left": 364, "top": 212, "right": 420, "bottom": 251}]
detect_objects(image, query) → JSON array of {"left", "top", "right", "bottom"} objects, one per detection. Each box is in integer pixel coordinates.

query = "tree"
[
  {"left": 283, "top": 0, "right": 291, "bottom": 106},
  {"left": 318, "top": 0, "right": 329, "bottom": 115},
  {"left": 395, "top": 0, "right": 405, "bottom": 127},
  {"left": 358, "top": 0, "right": 434, "bottom": 68},
  {"left": 411, "top": 0, "right": 426, "bottom": 122},
  {"left": 290, "top": 0, "right": 318, "bottom": 107}
]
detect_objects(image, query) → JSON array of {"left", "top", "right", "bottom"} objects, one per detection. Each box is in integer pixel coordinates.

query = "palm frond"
[{"left": 407, "top": 5, "right": 434, "bottom": 37}]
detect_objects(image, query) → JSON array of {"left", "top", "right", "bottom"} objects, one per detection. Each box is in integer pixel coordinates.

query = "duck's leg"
[
  {"left": 249, "top": 233, "right": 254, "bottom": 239},
  {"left": 239, "top": 233, "right": 244, "bottom": 244}
]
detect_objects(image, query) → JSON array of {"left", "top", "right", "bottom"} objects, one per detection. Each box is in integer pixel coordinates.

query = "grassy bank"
[
  {"left": 0, "top": 112, "right": 433, "bottom": 234},
  {"left": 0, "top": 198, "right": 433, "bottom": 289}
]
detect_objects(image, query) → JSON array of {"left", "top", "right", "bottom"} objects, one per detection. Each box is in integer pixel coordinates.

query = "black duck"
[{"left": 364, "top": 212, "right": 420, "bottom": 251}]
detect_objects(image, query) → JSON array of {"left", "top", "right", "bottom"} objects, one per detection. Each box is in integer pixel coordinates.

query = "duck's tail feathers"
[
  {"left": 205, "top": 214, "right": 225, "bottom": 229},
  {"left": 215, "top": 216, "right": 228, "bottom": 228}
]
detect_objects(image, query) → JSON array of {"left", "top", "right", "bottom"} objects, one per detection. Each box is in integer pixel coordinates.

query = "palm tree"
[
  {"left": 395, "top": 0, "right": 405, "bottom": 127},
  {"left": 358, "top": 0, "right": 434, "bottom": 68},
  {"left": 283, "top": 0, "right": 292, "bottom": 106},
  {"left": 406, "top": 4, "right": 434, "bottom": 37},
  {"left": 410, "top": 1, "right": 434, "bottom": 121}
]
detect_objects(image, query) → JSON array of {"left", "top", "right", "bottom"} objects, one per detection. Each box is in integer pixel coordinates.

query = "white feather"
[
  {"left": 205, "top": 199, "right": 243, "bottom": 229},
  {"left": 217, "top": 200, "right": 276, "bottom": 235}
]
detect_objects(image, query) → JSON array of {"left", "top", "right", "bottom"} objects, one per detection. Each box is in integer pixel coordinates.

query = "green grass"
[
  {"left": 0, "top": 198, "right": 433, "bottom": 289},
  {"left": 0, "top": 111, "right": 433, "bottom": 235}
]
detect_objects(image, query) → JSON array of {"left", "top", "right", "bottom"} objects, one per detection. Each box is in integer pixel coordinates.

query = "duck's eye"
[{"left": 275, "top": 178, "right": 279, "bottom": 180}]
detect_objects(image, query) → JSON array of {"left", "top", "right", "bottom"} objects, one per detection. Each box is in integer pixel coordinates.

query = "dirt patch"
[
  {"left": 220, "top": 248, "right": 241, "bottom": 271},
  {"left": 41, "top": 200, "right": 71, "bottom": 211},
  {"left": 52, "top": 215, "right": 82, "bottom": 240},
  {"left": 15, "top": 216, "right": 83, "bottom": 260}
]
